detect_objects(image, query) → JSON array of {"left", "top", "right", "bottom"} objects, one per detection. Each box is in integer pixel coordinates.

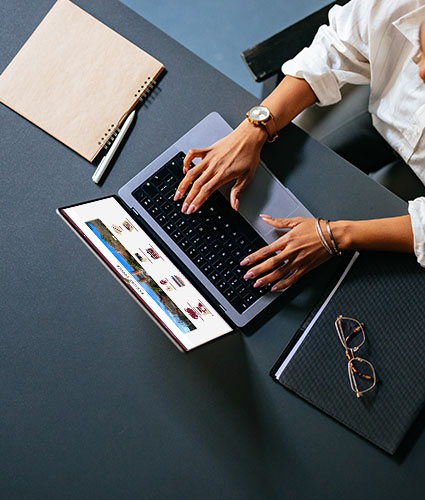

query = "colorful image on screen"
[{"left": 86, "top": 219, "right": 196, "bottom": 333}]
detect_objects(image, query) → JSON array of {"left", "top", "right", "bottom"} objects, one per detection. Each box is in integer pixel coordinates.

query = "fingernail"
[
  {"left": 260, "top": 214, "right": 272, "bottom": 219},
  {"left": 181, "top": 202, "right": 188, "bottom": 213},
  {"left": 271, "top": 286, "right": 278, "bottom": 292},
  {"left": 174, "top": 190, "right": 182, "bottom": 201},
  {"left": 243, "top": 271, "right": 254, "bottom": 280},
  {"left": 186, "top": 204, "right": 196, "bottom": 215},
  {"left": 253, "top": 279, "right": 263, "bottom": 288},
  {"left": 234, "top": 199, "right": 239, "bottom": 211},
  {"left": 240, "top": 258, "right": 250, "bottom": 266},
  {"left": 182, "top": 168, "right": 187, "bottom": 174}
]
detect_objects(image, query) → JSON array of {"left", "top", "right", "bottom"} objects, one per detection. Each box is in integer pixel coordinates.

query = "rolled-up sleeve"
[
  {"left": 281, "top": 0, "right": 372, "bottom": 106},
  {"left": 408, "top": 197, "right": 425, "bottom": 267}
]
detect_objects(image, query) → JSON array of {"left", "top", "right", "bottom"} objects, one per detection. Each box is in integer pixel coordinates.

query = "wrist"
[
  {"left": 238, "top": 118, "right": 269, "bottom": 146},
  {"left": 330, "top": 220, "right": 355, "bottom": 251}
]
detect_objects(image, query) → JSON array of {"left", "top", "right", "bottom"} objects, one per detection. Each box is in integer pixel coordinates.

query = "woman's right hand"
[{"left": 174, "top": 119, "right": 268, "bottom": 214}]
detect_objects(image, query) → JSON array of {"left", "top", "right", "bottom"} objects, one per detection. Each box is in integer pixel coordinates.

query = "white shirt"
[{"left": 281, "top": 0, "right": 425, "bottom": 266}]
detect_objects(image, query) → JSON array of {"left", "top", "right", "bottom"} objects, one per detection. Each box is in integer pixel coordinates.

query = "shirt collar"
[
  {"left": 393, "top": 5, "right": 425, "bottom": 47},
  {"left": 393, "top": 5, "right": 425, "bottom": 63}
]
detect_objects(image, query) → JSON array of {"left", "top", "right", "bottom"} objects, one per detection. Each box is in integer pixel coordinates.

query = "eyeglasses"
[{"left": 335, "top": 315, "right": 377, "bottom": 398}]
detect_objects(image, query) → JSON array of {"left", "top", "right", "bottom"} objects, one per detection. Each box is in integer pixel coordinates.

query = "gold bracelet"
[
  {"left": 315, "top": 218, "right": 334, "bottom": 256},
  {"left": 326, "top": 220, "right": 342, "bottom": 256}
]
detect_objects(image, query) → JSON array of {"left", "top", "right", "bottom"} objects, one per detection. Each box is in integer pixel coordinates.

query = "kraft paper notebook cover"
[
  {"left": 0, "top": 0, "right": 164, "bottom": 162},
  {"left": 271, "top": 252, "right": 425, "bottom": 454}
]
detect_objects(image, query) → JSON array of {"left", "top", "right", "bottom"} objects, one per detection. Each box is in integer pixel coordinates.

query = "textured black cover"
[{"left": 272, "top": 252, "right": 425, "bottom": 454}]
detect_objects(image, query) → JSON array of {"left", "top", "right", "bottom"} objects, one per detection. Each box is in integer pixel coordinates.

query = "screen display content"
[{"left": 61, "top": 197, "right": 233, "bottom": 350}]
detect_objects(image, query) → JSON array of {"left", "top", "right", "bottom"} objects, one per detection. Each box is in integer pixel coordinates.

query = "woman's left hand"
[{"left": 240, "top": 215, "right": 333, "bottom": 291}]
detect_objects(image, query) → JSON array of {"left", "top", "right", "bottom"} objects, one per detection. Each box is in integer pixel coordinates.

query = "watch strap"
[{"left": 264, "top": 114, "right": 278, "bottom": 143}]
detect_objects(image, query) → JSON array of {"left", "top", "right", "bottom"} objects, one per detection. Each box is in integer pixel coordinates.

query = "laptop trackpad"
[{"left": 219, "top": 162, "right": 305, "bottom": 244}]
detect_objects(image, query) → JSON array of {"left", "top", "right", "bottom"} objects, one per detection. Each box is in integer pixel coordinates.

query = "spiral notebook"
[
  {"left": 0, "top": 0, "right": 164, "bottom": 162},
  {"left": 271, "top": 251, "right": 425, "bottom": 454}
]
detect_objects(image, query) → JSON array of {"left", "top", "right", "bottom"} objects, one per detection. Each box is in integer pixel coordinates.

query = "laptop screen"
[{"left": 59, "top": 196, "right": 233, "bottom": 351}]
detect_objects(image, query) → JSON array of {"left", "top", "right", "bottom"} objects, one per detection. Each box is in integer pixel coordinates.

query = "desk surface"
[{"left": 1, "top": 1, "right": 424, "bottom": 499}]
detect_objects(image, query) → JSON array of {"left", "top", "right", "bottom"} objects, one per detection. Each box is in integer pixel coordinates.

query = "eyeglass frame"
[{"left": 334, "top": 315, "right": 377, "bottom": 398}]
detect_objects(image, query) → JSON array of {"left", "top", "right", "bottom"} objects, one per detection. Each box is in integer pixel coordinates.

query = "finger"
[
  {"left": 174, "top": 161, "right": 208, "bottom": 201},
  {"left": 270, "top": 268, "right": 303, "bottom": 292},
  {"left": 242, "top": 252, "right": 288, "bottom": 281},
  {"left": 186, "top": 175, "right": 226, "bottom": 214},
  {"left": 183, "top": 148, "right": 208, "bottom": 173},
  {"left": 182, "top": 170, "right": 218, "bottom": 215},
  {"left": 259, "top": 215, "right": 305, "bottom": 229},
  {"left": 239, "top": 238, "right": 286, "bottom": 267},
  {"left": 252, "top": 263, "right": 296, "bottom": 289},
  {"left": 230, "top": 176, "right": 251, "bottom": 211}
]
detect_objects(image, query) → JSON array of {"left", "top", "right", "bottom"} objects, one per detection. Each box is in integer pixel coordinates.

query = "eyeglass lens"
[
  {"left": 348, "top": 358, "right": 375, "bottom": 394},
  {"left": 339, "top": 317, "right": 365, "bottom": 350}
]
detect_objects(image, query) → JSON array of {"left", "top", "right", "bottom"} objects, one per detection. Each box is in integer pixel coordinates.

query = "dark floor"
[{"left": 121, "top": 0, "right": 330, "bottom": 97}]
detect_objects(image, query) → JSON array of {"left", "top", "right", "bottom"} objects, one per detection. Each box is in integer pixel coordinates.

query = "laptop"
[{"left": 58, "top": 112, "right": 312, "bottom": 351}]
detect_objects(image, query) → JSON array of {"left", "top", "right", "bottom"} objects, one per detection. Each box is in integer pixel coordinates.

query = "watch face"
[{"left": 249, "top": 106, "right": 270, "bottom": 122}]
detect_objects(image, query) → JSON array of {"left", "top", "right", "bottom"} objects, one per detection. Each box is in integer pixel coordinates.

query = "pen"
[{"left": 92, "top": 110, "right": 136, "bottom": 184}]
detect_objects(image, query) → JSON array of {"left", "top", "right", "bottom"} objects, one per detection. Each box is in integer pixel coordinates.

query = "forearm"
[
  {"left": 261, "top": 75, "right": 317, "bottom": 131},
  {"left": 332, "top": 215, "right": 414, "bottom": 253}
]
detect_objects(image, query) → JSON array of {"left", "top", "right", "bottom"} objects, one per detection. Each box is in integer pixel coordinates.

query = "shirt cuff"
[
  {"left": 281, "top": 48, "right": 342, "bottom": 107},
  {"left": 408, "top": 197, "right": 425, "bottom": 267}
]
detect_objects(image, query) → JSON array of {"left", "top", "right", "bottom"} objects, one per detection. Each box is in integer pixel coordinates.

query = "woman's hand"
[
  {"left": 240, "top": 215, "right": 333, "bottom": 291},
  {"left": 174, "top": 120, "right": 268, "bottom": 214}
]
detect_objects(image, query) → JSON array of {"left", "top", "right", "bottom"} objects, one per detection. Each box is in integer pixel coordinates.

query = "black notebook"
[{"left": 271, "top": 251, "right": 425, "bottom": 454}]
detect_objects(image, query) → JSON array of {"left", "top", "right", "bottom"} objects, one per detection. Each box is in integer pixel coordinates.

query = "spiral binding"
[{"left": 98, "top": 77, "right": 157, "bottom": 152}]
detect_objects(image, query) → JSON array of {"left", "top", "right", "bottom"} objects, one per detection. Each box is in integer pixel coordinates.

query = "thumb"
[
  {"left": 230, "top": 177, "right": 251, "bottom": 211},
  {"left": 259, "top": 215, "right": 302, "bottom": 229}
]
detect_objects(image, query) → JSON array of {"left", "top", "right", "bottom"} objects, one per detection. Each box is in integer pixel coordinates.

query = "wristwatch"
[{"left": 246, "top": 105, "right": 278, "bottom": 143}]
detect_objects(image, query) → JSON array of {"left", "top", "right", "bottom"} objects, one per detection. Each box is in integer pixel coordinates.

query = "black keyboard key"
[
  {"left": 234, "top": 281, "right": 246, "bottom": 293},
  {"left": 150, "top": 173, "right": 163, "bottom": 187},
  {"left": 210, "top": 272, "right": 220, "bottom": 283},
  {"left": 191, "top": 235, "right": 202, "bottom": 246},
  {"left": 215, "top": 260, "right": 224, "bottom": 273},
  {"left": 228, "top": 275, "right": 239, "bottom": 288},
  {"left": 224, "top": 289, "right": 237, "bottom": 302},
  {"left": 194, "top": 255, "right": 205, "bottom": 266},
  {"left": 242, "top": 293, "right": 256, "bottom": 307},
  {"left": 234, "top": 267, "right": 244, "bottom": 278},
  {"left": 207, "top": 252, "right": 218, "bottom": 264},
  {"left": 164, "top": 173, "right": 176, "bottom": 185},
  {"left": 161, "top": 202, "right": 173, "bottom": 215},
  {"left": 201, "top": 263, "right": 214, "bottom": 276},
  {"left": 226, "top": 256, "right": 237, "bottom": 268},
  {"left": 216, "top": 280, "right": 228, "bottom": 293},
  {"left": 180, "top": 238, "right": 190, "bottom": 250},
  {"left": 141, "top": 197, "right": 154, "bottom": 211},
  {"left": 187, "top": 247, "right": 197, "bottom": 258},
  {"left": 158, "top": 183, "right": 170, "bottom": 195},
  {"left": 141, "top": 181, "right": 157, "bottom": 198},
  {"left": 149, "top": 205, "right": 160, "bottom": 218},
  {"left": 171, "top": 230, "right": 184, "bottom": 243},
  {"left": 164, "top": 222, "right": 174, "bottom": 233},
  {"left": 255, "top": 284, "right": 272, "bottom": 296},
  {"left": 166, "top": 159, "right": 184, "bottom": 178},
  {"left": 229, "top": 296, "right": 248, "bottom": 313},
  {"left": 156, "top": 214, "right": 167, "bottom": 225}
]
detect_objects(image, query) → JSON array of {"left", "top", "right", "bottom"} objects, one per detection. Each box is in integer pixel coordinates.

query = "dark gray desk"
[{"left": 1, "top": 1, "right": 424, "bottom": 499}]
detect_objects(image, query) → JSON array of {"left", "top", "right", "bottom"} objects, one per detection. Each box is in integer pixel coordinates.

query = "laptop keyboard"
[{"left": 132, "top": 151, "right": 272, "bottom": 313}]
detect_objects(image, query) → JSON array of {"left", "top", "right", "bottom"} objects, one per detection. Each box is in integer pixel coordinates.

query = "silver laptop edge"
[{"left": 118, "top": 112, "right": 312, "bottom": 326}]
